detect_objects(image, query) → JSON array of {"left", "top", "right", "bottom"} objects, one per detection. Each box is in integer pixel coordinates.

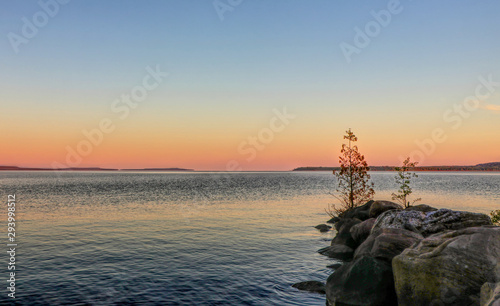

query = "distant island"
[
  {"left": 293, "top": 162, "right": 500, "bottom": 172},
  {"left": 120, "top": 168, "right": 194, "bottom": 172},
  {"left": 0, "top": 166, "right": 194, "bottom": 172},
  {"left": 2, "top": 163, "right": 500, "bottom": 172}
]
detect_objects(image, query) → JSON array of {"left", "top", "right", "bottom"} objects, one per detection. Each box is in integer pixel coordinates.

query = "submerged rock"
[
  {"left": 372, "top": 208, "right": 492, "bottom": 236},
  {"left": 326, "top": 256, "right": 397, "bottom": 306},
  {"left": 369, "top": 200, "right": 402, "bottom": 219},
  {"left": 291, "top": 280, "right": 325, "bottom": 294},
  {"left": 392, "top": 226, "right": 500, "bottom": 306},
  {"left": 315, "top": 224, "right": 332, "bottom": 232}
]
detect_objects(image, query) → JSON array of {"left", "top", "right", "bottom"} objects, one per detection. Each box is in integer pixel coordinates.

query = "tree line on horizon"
[{"left": 294, "top": 164, "right": 500, "bottom": 171}]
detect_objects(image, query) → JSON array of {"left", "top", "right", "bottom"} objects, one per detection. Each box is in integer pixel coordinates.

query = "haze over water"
[{"left": 1, "top": 171, "right": 498, "bottom": 305}]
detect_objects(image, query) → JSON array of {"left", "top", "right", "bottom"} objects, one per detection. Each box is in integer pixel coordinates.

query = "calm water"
[{"left": 0, "top": 171, "right": 499, "bottom": 305}]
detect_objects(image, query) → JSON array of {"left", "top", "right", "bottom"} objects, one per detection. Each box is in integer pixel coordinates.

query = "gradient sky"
[{"left": 1, "top": 0, "right": 499, "bottom": 170}]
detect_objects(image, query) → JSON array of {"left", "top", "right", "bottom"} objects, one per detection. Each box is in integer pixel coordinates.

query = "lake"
[{"left": 0, "top": 171, "right": 499, "bottom": 305}]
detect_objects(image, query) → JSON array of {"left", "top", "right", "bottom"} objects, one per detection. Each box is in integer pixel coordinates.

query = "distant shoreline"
[
  {"left": 293, "top": 163, "right": 500, "bottom": 172},
  {"left": 0, "top": 166, "right": 194, "bottom": 172},
  {"left": 1, "top": 162, "right": 499, "bottom": 172}
]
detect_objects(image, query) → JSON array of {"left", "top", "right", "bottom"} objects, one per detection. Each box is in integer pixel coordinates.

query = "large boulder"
[
  {"left": 372, "top": 208, "right": 492, "bottom": 237},
  {"left": 326, "top": 256, "right": 397, "bottom": 306},
  {"left": 405, "top": 204, "right": 438, "bottom": 213},
  {"left": 341, "top": 200, "right": 374, "bottom": 221},
  {"left": 393, "top": 226, "right": 500, "bottom": 306},
  {"left": 420, "top": 209, "right": 492, "bottom": 236},
  {"left": 332, "top": 218, "right": 362, "bottom": 249},
  {"left": 369, "top": 200, "right": 402, "bottom": 219},
  {"left": 354, "top": 228, "right": 423, "bottom": 262},
  {"left": 371, "top": 210, "right": 426, "bottom": 234},
  {"left": 350, "top": 218, "right": 376, "bottom": 245},
  {"left": 291, "top": 281, "right": 325, "bottom": 294},
  {"left": 325, "top": 228, "right": 420, "bottom": 306},
  {"left": 481, "top": 282, "right": 500, "bottom": 306},
  {"left": 318, "top": 244, "right": 354, "bottom": 261}
]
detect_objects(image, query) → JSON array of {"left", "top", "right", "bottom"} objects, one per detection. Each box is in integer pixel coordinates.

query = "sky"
[{"left": 1, "top": 0, "right": 499, "bottom": 171}]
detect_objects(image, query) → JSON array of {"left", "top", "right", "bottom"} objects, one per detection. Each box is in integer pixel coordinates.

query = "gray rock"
[
  {"left": 372, "top": 208, "right": 492, "bottom": 237},
  {"left": 420, "top": 209, "right": 492, "bottom": 236},
  {"left": 481, "top": 282, "right": 500, "bottom": 306},
  {"left": 371, "top": 209, "right": 426, "bottom": 234},
  {"left": 318, "top": 244, "right": 354, "bottom": 261},
  {"left": 405, "top": 204, "right": 438, "bottom": 213},
  {"left": 326, "top": 256, "right": 397, "bottom": 306},
  {"left": 332, "top": 218, "right": 362, "bottom": 249},
  {"left": 354, "top": 228, "right": 423, "bottom": 262},
  {"left": 315, "top": 224, "right": 332, "bottom": 232},
  {"left": 369, "top": 200, "right": 402, "bottom": 218},
  {"left": 350, "top": 218, "right": 376, "bottom": 245},
  {"left": 392, "top": 226, "right": 500, "bottom": 306},
  {"left": 291, "top": 280, "right": 325, "bottom": 294}
]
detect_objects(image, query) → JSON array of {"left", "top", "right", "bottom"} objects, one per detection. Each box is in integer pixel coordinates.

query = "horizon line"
[{"left": 1, "top": 161, "right": 499, "bottom": 172}]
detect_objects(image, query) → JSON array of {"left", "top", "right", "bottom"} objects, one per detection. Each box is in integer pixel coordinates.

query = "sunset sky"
[{"left": 1, "top": 0, "right": 499, "bottom": 170}]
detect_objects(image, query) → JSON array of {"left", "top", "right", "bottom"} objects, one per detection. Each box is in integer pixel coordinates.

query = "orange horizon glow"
[
  {"left": 3, "top": 97, "right": 499, "bottom": 171},
  {"left": 3, "top": 122, "right": 499, "bottom": 171}
]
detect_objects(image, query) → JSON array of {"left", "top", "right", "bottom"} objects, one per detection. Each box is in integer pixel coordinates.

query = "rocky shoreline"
[{"left": 293, "top": 200, "right": 500, "bottom": 306}]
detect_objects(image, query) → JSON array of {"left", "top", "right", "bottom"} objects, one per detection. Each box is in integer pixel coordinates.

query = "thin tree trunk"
[{"left": 349, "top": 137, "right": 353, "bottom": 208}]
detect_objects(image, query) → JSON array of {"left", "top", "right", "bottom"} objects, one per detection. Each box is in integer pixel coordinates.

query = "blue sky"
[{"left": 1, "top": 0, "right": 500, "bottom": 169}]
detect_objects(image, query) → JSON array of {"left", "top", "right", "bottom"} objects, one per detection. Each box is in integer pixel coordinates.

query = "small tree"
[
  {"left": 392, "top": 157, "right": 421, "bottom": 208},
  {"left": 327, "top": 129, "right": 375, "bottom": 217}
]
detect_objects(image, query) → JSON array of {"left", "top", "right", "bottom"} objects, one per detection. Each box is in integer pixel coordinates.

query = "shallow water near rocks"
[{"left": 0, "top": 171, "right": 498, "bottom": 305}]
